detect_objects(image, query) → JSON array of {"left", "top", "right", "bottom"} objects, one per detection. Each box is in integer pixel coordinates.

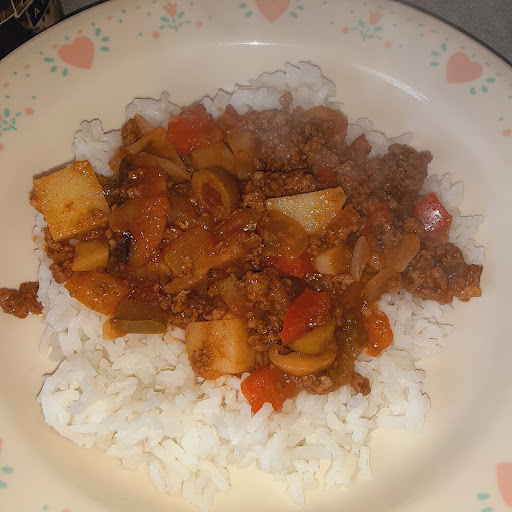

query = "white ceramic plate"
[{"left": 1, "top": 1, "right": 511, "bottom": 511}]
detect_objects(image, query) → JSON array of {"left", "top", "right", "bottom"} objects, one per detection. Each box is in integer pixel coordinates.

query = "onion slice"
[
  {"left": 350, "top": 236, "right": 370, "bottom": 281},
  {"left": 387, "top": 234, "right": 421, "bottom": 272},
  {"left": 363, "top": 268, "right": 397, "bottom": 303}
]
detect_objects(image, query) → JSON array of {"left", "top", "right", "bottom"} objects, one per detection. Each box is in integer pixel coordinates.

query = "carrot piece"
[
  {"left": 364, "top": 307, "right": 393, "bottom": 357},
  {"left": 241, "top": 365, "right": 298, "bottom": 413}
]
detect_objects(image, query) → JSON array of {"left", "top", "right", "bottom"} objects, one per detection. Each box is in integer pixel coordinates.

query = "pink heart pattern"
[
  {"left": 446, "top": 52, "right": 482, "bottom": 84},
  {"left": 58, "top": 37, "right": 94, "bottom": 70},
  {"left": 256, "top": 0, "right": 289, "bottom": 22},
  {"left": 369, "top": 10, "right": 383, "bottom": 26}
]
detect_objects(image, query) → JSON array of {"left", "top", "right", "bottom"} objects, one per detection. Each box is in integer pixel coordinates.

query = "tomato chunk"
[
  {"left": 364, "top": 307, "right": 393, "bottom": 357},
  {"left": 168, "top": 105, "right": 223, "bottom": 155},
  {"left": 265, "top": 252, "right": 314, "bottom": 278},
  {"left": 414, "top": 192, "right": 452, "bottom": 236},
  {"left": 280, "top": 287, "right": 331, "bottom": 345},
  {"left": 241, "top": 365, "right": 298, "bottom": 413}
]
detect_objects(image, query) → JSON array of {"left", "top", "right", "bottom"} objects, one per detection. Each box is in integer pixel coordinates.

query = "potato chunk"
[
  {"left": 314, "top": 244, "right": 351, "bottom": 275},
  {"left": 185, "top": 319, "right": 256, "bottom": 379},
  {"left": 265, "top": 187, "right": 346, "bottom": 235},
  {"left": 33, "top": 161, "right": 110, "bottom": 241}
]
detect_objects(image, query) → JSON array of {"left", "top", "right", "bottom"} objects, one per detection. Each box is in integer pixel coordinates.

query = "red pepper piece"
[
  {"left": 280, "top": 287, "right": 331, "bottom": 346},
  {"left": 414, "top": 192, "right": 452, "bottom": 236},
  {"left": 265, "top": 252, "right": 314, "bottom": 278}
]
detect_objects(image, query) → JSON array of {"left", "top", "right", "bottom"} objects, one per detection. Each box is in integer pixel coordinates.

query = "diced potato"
[
  {"left": 64, "top": 271, "right": 130, "bottom": 315},
  {"left": 314, "top": 244, "right": 351, "bottom": 275},
  {"left": 33, "top": 161, "right": 111, "bottom": 241},
  {"left": 265, "top": 187, "right": 346, "bottom": 235},
  {"left": 185, "top": 319, "right": 256, "bottom": 379},
  {"left": 72, "top": 239, "right": 109, "bottom": 271}
]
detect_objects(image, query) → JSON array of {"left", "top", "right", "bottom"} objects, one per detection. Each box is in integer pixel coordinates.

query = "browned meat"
[
  {"left": 0, "top": 282, "right": 42, "bottom": 318},
  {"left": 403, "top": 242, "right": 483, "bottom": 304},
  {"left": 294, "top": 370, "right": 369, "bottom": 396},
  {"left": 242, "top": 169, "right": 317, "bottom": 210},
  {"left": 233, "top": 104, "right": 346, "bottom": 173},
  {"left": 296, "top": 373, "right": 335, "bottom": 395},
  {"left": 235, "top": 109, "right": 307, "bottom": 171},
  {"left": 333, "top": 161, "right": 362, "bottom": 196},
  {"left": 336, "top": 144, "right": 431, "bottom": 205},
  {"left": 323, "top": 204, "right": 361, "bottom": 246},
  {"left": 43, "top": 227, "right": 74, "bottom": 265},
  {"left": 351, "top": 372, "right": 371, "bottom": 396},
  {"left": 381, "top": 144, "right": 432, "bottom": 202}
]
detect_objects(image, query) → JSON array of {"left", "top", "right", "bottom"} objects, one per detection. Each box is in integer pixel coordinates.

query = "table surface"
[{"left": 60, "top": 0, "right": 512, "bottom": 64}]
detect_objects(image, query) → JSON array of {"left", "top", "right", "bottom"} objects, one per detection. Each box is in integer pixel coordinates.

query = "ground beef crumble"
[{"left": 0, "top": 282, "right": 42, "bottom": 318}]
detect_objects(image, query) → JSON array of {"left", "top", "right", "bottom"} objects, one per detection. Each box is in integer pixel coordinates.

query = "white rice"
[{"left": 37, "top": 63, "right": 484, "bottom": 511}]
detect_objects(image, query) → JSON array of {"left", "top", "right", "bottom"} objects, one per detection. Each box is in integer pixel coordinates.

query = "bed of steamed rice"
[{"left": 36, "top": 63, "right": 484, "bottom": 512}]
